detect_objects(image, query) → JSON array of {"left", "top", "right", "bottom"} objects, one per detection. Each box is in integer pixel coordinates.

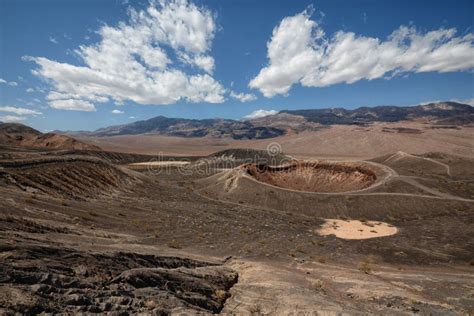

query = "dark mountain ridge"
[
  {"left": 282, "top": 102, "right": 473, "bottom": 125},
  {"left": 68, "top": 101, "right": 472, "bottom": 139},
  {"left": 91, "top": 115, "right": 285, "bottom": 139}
]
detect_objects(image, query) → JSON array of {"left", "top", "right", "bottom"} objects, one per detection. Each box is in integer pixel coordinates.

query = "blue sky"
[{"left": 0, "top": 0, "right": 473, "bottom": 131}]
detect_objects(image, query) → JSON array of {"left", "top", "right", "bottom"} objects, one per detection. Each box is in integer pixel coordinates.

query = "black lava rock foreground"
[{"left": 0, "top": 245, "right": 238, "bottom": 314}]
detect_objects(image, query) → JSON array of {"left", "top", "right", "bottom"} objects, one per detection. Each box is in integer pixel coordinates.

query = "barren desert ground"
[
  {"left": 2, "top": 0, "right": 474, "bottom": 313},
  {"left": 1, "top": 123, "right": 473, "bottom": 314},
  {"left": 77, "top": 121, "right": 474, "bottom": 159}
]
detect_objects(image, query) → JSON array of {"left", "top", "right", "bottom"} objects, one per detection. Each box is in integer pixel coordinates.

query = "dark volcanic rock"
[
  {"left": 0, "top": 245, "right": 238, "bottom": 314},
  {"left": 0, "top": 155, "right": 142, "bottom": 200}
]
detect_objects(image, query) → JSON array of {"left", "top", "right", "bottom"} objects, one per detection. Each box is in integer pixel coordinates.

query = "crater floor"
[{"left": 244, "top": 161, "right": 377, "bottom": 193}]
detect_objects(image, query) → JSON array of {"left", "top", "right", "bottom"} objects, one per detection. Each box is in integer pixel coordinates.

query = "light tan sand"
[
  {"left": 317, "top": 219, "right": 398, "bottom": 240},
  {"left": 129, "top": 161, "right": 190, "bottom": 167}
]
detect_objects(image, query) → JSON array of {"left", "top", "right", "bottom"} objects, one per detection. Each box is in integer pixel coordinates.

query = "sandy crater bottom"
[{"left": 317, "top": 219, "right": 398, "bottom": 240}]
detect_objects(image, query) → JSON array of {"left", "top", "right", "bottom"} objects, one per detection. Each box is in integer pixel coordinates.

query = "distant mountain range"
[
  {"left": 281, "top": 101, "right": 474, "bottom": 125},
  {"left": 88, "top": 117, "right": 286, "bottom": 139},
  {"left": 62, "top": 101, "right": 473, "bottom": 139}
]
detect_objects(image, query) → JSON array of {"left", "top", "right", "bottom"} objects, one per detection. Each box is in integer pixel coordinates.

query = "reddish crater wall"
[{"left": 244, "top": 161, "right": 376, "bottom": 193}]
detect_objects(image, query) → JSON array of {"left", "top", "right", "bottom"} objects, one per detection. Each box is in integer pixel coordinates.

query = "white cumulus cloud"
[
  {"left": 243, "top": 109, "right": 278, "bottom": 120},
  {"left": 250, "top": 10, "right": 474, "bottom": 97},
  {"left": 26, "top": 0, "right": 226, "bottom": 111},
  {"left": 230, "top": 91, "right": 257, "bottom": 102},
  {"left": 0, "top": 106, "right": 42, "bottom": 116},
  {"left": 111, "top": 109, "right": 124, "bottom": 114},
  {"left": 49, "top": 99, "right": 96, "bottom": 112},
  {"left": 0, "top": 115, "right": 27, "bottom": 123}
]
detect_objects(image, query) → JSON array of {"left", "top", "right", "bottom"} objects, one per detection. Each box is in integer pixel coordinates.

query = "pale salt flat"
[{"left": 317, "top": 219, "right": 398, "bottom": 240}]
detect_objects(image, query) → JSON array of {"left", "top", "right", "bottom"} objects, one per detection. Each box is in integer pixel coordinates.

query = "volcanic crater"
[{"left": 244, "top": 161, "right": 378, "bottom": 193}]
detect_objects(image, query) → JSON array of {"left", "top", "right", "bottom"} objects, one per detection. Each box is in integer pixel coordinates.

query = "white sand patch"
[
  {"left": 129, "top": 161, "right": 190, "bottom": 167},
  {"left": 317, "top": 219, "right": 397, "bottom": 240}
]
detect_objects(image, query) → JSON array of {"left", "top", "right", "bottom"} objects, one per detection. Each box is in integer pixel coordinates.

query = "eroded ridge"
[{"left": 0, "top": 156, "right": 142, "bottom": 199}]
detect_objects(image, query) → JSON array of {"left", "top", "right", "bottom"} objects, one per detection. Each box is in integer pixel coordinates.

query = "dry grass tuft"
[
  {"left": 214, "top": 289, "right": 227, "bottom": 300},
  {"left": 312, "top": 279, "right": 325, "bottom": 293},
  {"left": 167, "top": 239, "right": 182, "bottom": 249}
]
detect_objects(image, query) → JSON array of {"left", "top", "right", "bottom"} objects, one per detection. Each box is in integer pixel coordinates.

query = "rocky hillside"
[
  {"left": 89, "top": 116, "right": 285, "bottom": 139},
  {"left": 0, "top": 156, "right": 142, "bottom": 199},
  {"left": 281, "top": 102, "right": 474, "bottom": 125},
  {"left": 0, "top": 123, "right": 101, "bottom": 150}
]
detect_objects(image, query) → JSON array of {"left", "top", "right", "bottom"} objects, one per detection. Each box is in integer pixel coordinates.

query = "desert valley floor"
[{"left": 0, "top": 122, "right": 473, "bottom": 314}]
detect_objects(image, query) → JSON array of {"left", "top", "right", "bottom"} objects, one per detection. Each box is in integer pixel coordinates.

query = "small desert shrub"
[
  {"left": 408, "top": 299, "right": 421, "bottom": 306},
  {"left": 88, "top": 211, "right": 98, "bottom": 217},
  {"left": 312, "top": 279, "right": 325, "bottom": 293},
  {"left": 145, "top": 299, "right": 157, "bottom": 309},
  {"left": 311, "top": 240, "right": 324, "bottom": 247},
  {"left": 248, "top": 304, "right": 263, "bottom": 315},
  {"left": 358, "top": 261, "right": 372, "bottom": 274},
  {"left": 318, "top": 257, "right": 326, "bottom": 264},
  {"left": 131, "top": 219, "right": 141, "bottom": 227},
  {"left": 387, "top": 215, "right": 397, "bottom": 221},
  {"left": 214, "top": 289, "right": 227, "bottom": 300},
  {"left": 358, "top": 256, "right": 376, "bottom": 274},
  {"left": 296, "top": 247, "right": 306, "bottom": 254},
  {"left": 167, "top": 239, "right": 182, "bottom": 249},
  {"left": 61, "top": 200, "right": 69, "bottom": 206}
]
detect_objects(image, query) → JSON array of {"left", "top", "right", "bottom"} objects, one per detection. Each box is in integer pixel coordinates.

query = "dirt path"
[
  {"left": 384, "top": 151, "right": 452, "bottom": 176},
  {"left": 397, "top": 176, "right": 473, "bottom": 201}
]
